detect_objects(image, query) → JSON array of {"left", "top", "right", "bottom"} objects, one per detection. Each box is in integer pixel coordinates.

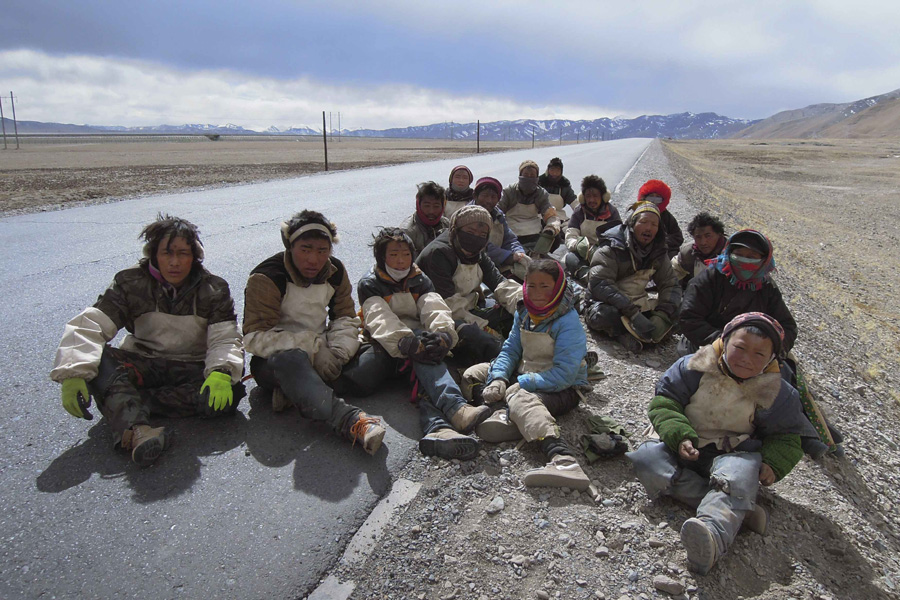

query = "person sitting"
[
  {"left": 416, "top": 205, "right": 523, "bottom": 364},
  {"left": 581, "top": 202, "right": 681, "bottom": 352},
  {"left": 564, "top": 174, "right": 622, "bottom": 281},
  {"left": 672, "top": 212, "right": 727, "bottom": 288},
  {"left": 499, "top": 160, "right": 561, "bottom": 255},
  {"left": 630, "top": 179, "right": 684, "bottom": 259},
  {"left": 538, "top": 157, "right": 578, "bottom": 213},
  {"left": 626, "top": 313, "right": 808, "bottom": 575},
  {"left": 463, "top": 259, "right": 591, "bottom": 490},
  {"left": 50, "top": 215, "right": 245, "bottom": 467},
  {"left": 444, "top": 165, "right": 474, "bottom": 218},
  {"left": 401, "top": 181, "right": 450, "bottom": 256},
  {"left": 469, "top": 176, "right": 529, "bottom": 280},
  {"left": 243, "top": 210, "right": 386, "bottom": 455}
]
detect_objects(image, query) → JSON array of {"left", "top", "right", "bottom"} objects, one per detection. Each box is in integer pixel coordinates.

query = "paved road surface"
[{"left": 0, "top": 138, "right": 650, "bottom": 599}]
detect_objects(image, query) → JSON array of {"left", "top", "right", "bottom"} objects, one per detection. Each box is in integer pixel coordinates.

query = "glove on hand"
[
  {"left": 61, "top": 378, "right": 91, "bottom": 419},
  {"left": 398, "top": 334, "right": 434, "bottom": 363},
  {"left": 647, "top": 312, "right": 673, "bottom": 343},
  {"left": 313, "top": 346, "right": 343, "bottom": 381},
  {"left": 421, "top": 331, "right": 453, "bottom": 363},
  {"left": 630, "top": 313, "right": 655, "bottom": 339},
  {"left": 574, "top": 236, "right": 590, "bottom": 259},
  {"left": 481, "top": 379, "right": 508, "bottom": 404},
  {"left": 200, "top": 371, "right": 233, "bottom": 410}
]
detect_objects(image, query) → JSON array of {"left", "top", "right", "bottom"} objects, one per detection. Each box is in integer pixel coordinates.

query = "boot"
[
  {"left": 522, "top": 454, "right": 590, "bottom": 491},
  {"left": 681, "top": 518, "right": 719, "bottom": 575},
  {"left": 419, "top": 428, "right": 480, "bottom": 460},
  {"left": 121, "top": 424, "right": 167, "bottom": 468},
  {"left": 348, "top": 412, "right": 385, "bottom": 456},
  {"left": 742, "top": 504, "right": 768, "bottom": 535},
  {"left": 271, "top": 387, "right": 289, "bottom": 412},
  {"left": 616, "top": 333, "right": 643, "bottom": 353},
  {"left": 475, "top": 410, "right": 523, "bottom": 443},
  {"left": 449, "top": 404, "right": 492, "bottom": 434}
]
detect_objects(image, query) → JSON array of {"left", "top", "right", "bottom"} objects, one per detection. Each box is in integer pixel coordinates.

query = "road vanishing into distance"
[{"left": 0, "top": 138, "right": 651, "bottom": 599}]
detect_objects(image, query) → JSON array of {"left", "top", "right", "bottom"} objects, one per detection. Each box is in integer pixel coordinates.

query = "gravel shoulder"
[{"left": 314, "top": 140, "right": 900, "bottom": 600}]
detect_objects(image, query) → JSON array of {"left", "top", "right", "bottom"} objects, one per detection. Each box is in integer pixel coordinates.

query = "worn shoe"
[
  {"left": 475, "top": 410, "right": 523, "bottom": 443},
  {"left": 681, "top": 518, "right": 719, "bottom": 575},
  {"left": 522, "top": 454, "right": 591, "bottom": 491},
  {"left": 449, "top": 404, "right": 492, "bottom": 434},
  {"left": 349, "top": 412, "right": 385, "bottom": 456},
  {"left": 271, "top": 387, "right": 289, "bottom": 412},
  {"left": 121, "top": 424, "right": 167, "bottom": 468},
  {"left": 742, "top": 504, "right": 768, "bottom": 536},
  {"left": 616, "top": 333, "right": 643, "bottom": 353},
  {"left": 419, "top": 428, "right": 480, "bottom": 460}
]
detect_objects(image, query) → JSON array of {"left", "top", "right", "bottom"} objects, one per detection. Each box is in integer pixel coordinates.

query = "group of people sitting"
[{"left": 50, "top": 157, "right": 843, "bottom": 575}]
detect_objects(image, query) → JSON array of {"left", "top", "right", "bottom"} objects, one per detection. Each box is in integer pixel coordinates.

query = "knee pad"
[
  {"left": 507, "top": 387, "right": 558, "bottom": 442},
  {"left": 626, "top": 441, "right": 680, "bottom": 500},
  {"left": 708, "top": 452, "right": 762, "bottom": 511}
]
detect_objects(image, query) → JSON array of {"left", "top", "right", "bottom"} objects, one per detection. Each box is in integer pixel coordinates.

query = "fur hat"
[
  {"left": 637, "top": 179, "right": 672, "bottom": 211},
  {"left": 519, "top": 159, "right": 540, "bottom": 176},
  {"left": 473, "top": 176, "right": 502, "bottom": 198},
  {"left": 449, "top": 165, "right": 473, "bottom": 186},
  {"left": 547, "top": 157, "right": 564, "bottom": 171},
  {"left": 450, "top": 205, "right": 492, "bottom": 231}
]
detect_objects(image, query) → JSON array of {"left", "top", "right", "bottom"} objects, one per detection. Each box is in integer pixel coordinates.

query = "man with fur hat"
[
  {"left": 445, "top": 165, "right": 474, "bottom": 218},
  {"left": 417, "top": 205, "right": 523, "bottom": 364},
  {"left": 243, "top": 210, "right": 386, "bottom": 455},
  {"left": 538, "top": 157, "right": 578, "bottom": 212},
  {"left": 564, "top": 174, "right": 622, "bottom": 281},
  {"left": 627, "top": 313, "right": 809, "bottom": 575},
  {"left": 401, "top": 180, "right": 450, "bottom": 256},
  {"left": 580, "top": 202, "right": 682, "bottom": 352},
  {"left": 499, "top": 159, "right": 562, "bottom": 255},
  {"left": 50, "top": 214, "right": 245, "bottom": 467},
  {"left": 633, "top": 179, "right": 684, "bottom": 259},
  {"left": 469, "top": 176, "right": 529, "bottom": 278}
]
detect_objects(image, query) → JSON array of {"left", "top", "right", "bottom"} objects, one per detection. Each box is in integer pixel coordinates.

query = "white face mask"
[
  {"left": 385, "top": 265, "right": 410, "bottom": 282},
  {"left": 450, "top": 183, "right": 469, "bottom": 193}
]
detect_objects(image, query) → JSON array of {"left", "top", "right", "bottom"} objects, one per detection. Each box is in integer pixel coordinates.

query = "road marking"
[{"left": 614, "top": 141, "right": 652, "bottom": 194}]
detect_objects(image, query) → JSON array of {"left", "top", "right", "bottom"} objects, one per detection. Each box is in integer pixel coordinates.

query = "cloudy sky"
[{"left": 1, "top": 0, "right": 898, "bottom": 130}]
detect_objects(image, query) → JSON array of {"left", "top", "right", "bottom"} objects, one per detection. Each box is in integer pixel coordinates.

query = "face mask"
[
  {"left": 455, "top": 230, "right": 488, "bottom": 255},
  {"left": 518, "top": 176, "right": 538, "bottom": 194},
  {"left": 729, "top": 253, "right": 764, "bottom": 280},
  {"left": 644, "top": 195, "right": 664, "bottom": 205},
  {"left": 450, "top": 183, "right": 469, "bottom": 193},
  {"left": 385, "top": 265, "right": 410, "bottom": 282}
]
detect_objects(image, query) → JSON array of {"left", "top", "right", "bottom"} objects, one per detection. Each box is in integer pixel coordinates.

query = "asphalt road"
[{"left": 0, "top": 138, "right": 651, "bottom": 599}]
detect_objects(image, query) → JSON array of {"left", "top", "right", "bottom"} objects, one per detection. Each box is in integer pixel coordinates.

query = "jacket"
[
  {"left": 565, "top": 201, "right": 622, "bottom": 250},
  {"left": 498, "top": 184, "right": 561, "bottom": 238},
  {"left": 587, "top": 224, "right": 682, "bottom": 318},
  {"left": 357, "top": 265, "right": 458, "bottom": 358},
  {"left": 400, "top": 213, "right": 450, "bottom": 257},
  {"left": 488, "top": 282, "right": 589, "bottom": 392},
  {"left": 50, "top": 263, "right": 243, "bottom": 383},
  {"left": 242, "top": 252, "right": 360, "bottom": 362},
  {"left": 680, "top": 267, "right": 798, "bottom": 352},
  {"left": 416, "top": 230, "right": 522, "bottom": 327},
  {"left": 538, "top": 174, "right": 578, "bottom": 207},
  {"left": 671, "top": 240, "right": 716, "bottom": 286},
  {"left": 648, "top": 343, "right": 807, "bottom": 481}
]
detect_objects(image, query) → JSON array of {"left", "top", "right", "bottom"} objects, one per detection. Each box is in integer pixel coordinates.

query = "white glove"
[
  {"left": 313, "top": 346, "right": 343, "bottom": 381},
  {"left": 482, "top": 379, "right": 508, "bottom": 404}
]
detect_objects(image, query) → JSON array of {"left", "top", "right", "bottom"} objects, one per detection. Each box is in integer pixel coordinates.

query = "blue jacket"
[{"left": 488, "top": 283, "right": 588, "bottom": 392}]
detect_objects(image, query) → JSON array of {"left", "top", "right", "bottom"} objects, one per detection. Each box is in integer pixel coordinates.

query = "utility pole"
[
  {"left": 576, "top": 132, "right": 579, "bottom": 144},
  {"left": 0, "top": 94, "right": 7, "bottom": 150},
  {"left": 338, "top": 112, "right": 341, "bottom": 142},
  {"left": 322, "top": 111, "right": 329, "bottom": 171},
  {"left": 449, "top": 121, "right": 453, "bottom": 140},
  {"left": 558, "top": 127, "right": 562, "bottom": 146},
  {"left": 531, "top": 127, "right": 535, "bottom": 149},
  {"left": 10, "top": 92, "right": 18, "bottom": 149},
  {"left": 476, "top": 120, "right": 480, "bottom": 154}
]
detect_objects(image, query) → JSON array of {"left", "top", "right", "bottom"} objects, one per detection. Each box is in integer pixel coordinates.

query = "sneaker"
[
  {"left": 522, "top": 454, "right": 590, "bottom": 491},
  {"left": 449, "top": 404, "right": 492, "bottom": 434},
  {"left": 349, "top": 412, "right": 385, "bottom": 456},
  {"left": 616, "top": 333, "right": 643, "bottom": 353},
  {"left": 122, "top": 424, "right": 167, "bottom": 468},
  {"left": 742, "top": 504, "right": 768, "bottom": 536},
  {"left": 419, "top": 428, "right": 480, "bottom": 460},
  {"left": 271, "top": 387, "right": 289, "bottom": 412},
  {"left": 475, "top": 410, "right": 523, "bottom": 443},
  {"left": 681, "top": 518, "right": 719, "bottom": 575}
]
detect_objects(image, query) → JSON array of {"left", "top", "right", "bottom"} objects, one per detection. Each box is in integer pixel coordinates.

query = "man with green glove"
[{"left": 50, "top": 215, "right": 245, "bottom": 467}]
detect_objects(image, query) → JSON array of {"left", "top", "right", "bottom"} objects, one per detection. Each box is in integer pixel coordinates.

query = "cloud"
[{"left": 0, "top": 50, "right": 632, "bottom": 129}]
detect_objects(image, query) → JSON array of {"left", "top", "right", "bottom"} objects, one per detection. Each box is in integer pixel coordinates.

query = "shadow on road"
[{"left": 36, "top": 411, "right": 249, "bottom": 503}]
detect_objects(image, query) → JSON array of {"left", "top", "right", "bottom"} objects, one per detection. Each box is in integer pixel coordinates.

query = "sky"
[{"left": 1, "top": 0, "right": 899, "bottom": 130}]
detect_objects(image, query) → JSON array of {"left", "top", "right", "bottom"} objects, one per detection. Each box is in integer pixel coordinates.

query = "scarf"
[
  {"left": 446, "top": 186, "right": 474, "bottom": 205},
  {"left": 584, "top": 202, "right": 612, "bottom": 221},
  {"left": 711, "top": 250, "right": 776, "bottom": 291},
  {"left": 416, "top": 202, "right": 444, "bottom": 227},
  {"left": 523, "top": 262, "right": 567, "bottom": 321}
]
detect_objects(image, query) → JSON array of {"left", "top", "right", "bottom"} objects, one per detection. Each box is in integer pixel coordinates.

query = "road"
[{"left": 0, "top": 138, "right": 651, "bottom": 599}]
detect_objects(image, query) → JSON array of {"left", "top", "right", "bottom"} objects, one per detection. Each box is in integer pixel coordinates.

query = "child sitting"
[
  {"left": 463, "top": 259, "right": 591, "bottom": 490},
  {"left": 626, "top": 312, "right": 808, "bottom": 575}
]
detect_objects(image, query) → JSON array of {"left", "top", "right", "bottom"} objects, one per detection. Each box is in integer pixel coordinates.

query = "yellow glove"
[
  {"left": 200, "top": 371, "right": 233, "bottom": 411},
  {"left": 61, "top": 378, "right": 90, "bottom": 419}
]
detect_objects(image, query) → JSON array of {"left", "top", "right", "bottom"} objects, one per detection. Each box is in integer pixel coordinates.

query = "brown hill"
[{"left": 733, "top": 88, "right": 900, "bottom": 138}]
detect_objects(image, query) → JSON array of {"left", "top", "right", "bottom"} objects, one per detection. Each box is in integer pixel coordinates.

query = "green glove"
[
  {"left": 575, "top": 236, "right": 590, "bottom": 259},
  {"left": 200, "top": 371, "right": 233, "bottom": 411},
  {"left": 61, "top": 378, "right": 90, "bottom": 419}
]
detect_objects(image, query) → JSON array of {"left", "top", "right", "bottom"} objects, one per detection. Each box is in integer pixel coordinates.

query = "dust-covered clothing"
[
  {"left": 671, "top": 237, "right": 725, "bottom": 287},
  {"left": 400, "top": 212, "right": 451, "bottom": 257},
  {"left": 564, "top": 199, "right": 622, "bottom": 278},
  {"left": 538, "top": 173, "right": 578, "bottom": 212},
  {"left": 498, "top": 183, "right": 561, "bottom": 241},
  {"left": 473, "top": 201, "right": 525, "bottom": 268}
]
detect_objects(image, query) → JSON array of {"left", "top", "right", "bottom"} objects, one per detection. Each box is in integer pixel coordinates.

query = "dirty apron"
[
  {"left": 273, "top": 282, "right": 333, "bottom": 357},
  {"left": 505, "top": 201, "right": 542, "bottom": 238},
  {"left": 488, "top": 219, "right": 506, "bottom": 249},
  {"left": 388, "top": 291, "right": 422, "bottom": 330},
  {"left": 447, "top": 263, "right": 488, "bottom": 327},
  {"left": 580, "top": 218, "right": 607, "bottom": 246},
  {"left": 548, "top": 193, "right": 565, "bottom": 213},
  {"left": 518, "top": 329, "right": 555, "bottom": 373},
  {"left": 508, "top": 328, "right": 560, "bottom": 441},
  {"left": 120, "top": 296, "right": 208, "bottom": 361},
  {"left": 616, "top": 255, "right": 658, "bottom": 313}
]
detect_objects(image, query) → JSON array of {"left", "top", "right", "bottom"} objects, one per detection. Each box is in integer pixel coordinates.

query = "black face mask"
[{"left": 455, "top": 230, "right": 488, "bottom": 255}]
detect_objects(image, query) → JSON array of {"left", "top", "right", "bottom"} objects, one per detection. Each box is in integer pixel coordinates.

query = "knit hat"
[
  {"left": 449, "top": 165, "right": 473, "bottom": 186},
  {"left": 629, "top": 201, "right": 661, "bottom": 226},
  {"left": 637, "top": 179, "right": 672, "bottom": 211},
  {"left": 722, "top": 312, "right": 786, "bottom": 359},
  {"left": 547, "top": 157, "right": 564, "bottom": 171},
  {"left": 450, "top": 205, "right": 492, "bottom": 231},
  {"left": 519, "top": 159, "right": 540, "bottom": 176},
  {"left": 473, "top": 176, "right": 502, "bottom": 198}
]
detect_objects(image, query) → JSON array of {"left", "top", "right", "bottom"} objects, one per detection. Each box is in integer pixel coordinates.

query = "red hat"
[
  {"left": 638, "top": 179, "right": 672, "bottom": 212},
  {"left": 473, "top": 176, "right": 502, "bottom": 198}
]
